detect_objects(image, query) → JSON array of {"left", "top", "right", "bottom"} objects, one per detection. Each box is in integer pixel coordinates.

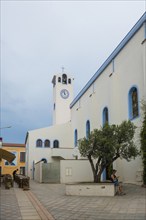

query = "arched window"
[
  {"left": 62, "top": 74, "right": 67, "bottom": 84},
  {"left": 68, "top": 78, "right": 71, "bottom": 84},
  {"left": 41, "top": 158, "right": 47, "bottom": 163},
  {"left": 74, "top": 129, "right": 78, "bottom": 147},
  {"left": 86, "top": 120, "right": 90, "bottom": 139},
  {"left": 128, "top": 87, "right": 139, "bottom": 119},
  {"left": 58, "top": 77, "right": 61, "bottom": 82},
  {"left": 53, "top": 140, "right": 59, "bottom": 148},
  {"left": 44, "top": 139, "right": 50, "bottom": 148},
  {"left": 103, "top": 107, "right": 109, "bottom": 126},
  {"left": 36, "top": 139, "right": 43, "bottom": 147}
]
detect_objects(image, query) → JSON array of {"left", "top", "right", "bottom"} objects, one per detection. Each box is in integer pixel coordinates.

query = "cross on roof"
[{"left": 61, "top": 66, "right": 65, "bottom": 73}]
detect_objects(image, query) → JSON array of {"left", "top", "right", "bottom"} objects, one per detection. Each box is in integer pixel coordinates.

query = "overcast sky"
[{"left": 0, "top": 0, "right": 145, "bottom": 143}]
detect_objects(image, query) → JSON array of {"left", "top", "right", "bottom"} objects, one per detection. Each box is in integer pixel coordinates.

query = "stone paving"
[
  {"left": 31, "top": 182, "right": 146, "bottom": 220},
  {"left": 0, "top": 180, "right": 146, "bottom": 220},
  {"left": 0, "top": 186, "right": 22, "bottom": 220}
]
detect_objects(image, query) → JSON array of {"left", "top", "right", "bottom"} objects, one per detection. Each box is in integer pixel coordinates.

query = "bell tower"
[{"left": 52, "top": 72, "right": 74, "bottom": 125}]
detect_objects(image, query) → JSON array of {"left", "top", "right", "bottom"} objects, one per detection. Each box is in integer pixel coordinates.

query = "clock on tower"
[{"left": 60, "top": 89, "right": 70, "bottom": 99}]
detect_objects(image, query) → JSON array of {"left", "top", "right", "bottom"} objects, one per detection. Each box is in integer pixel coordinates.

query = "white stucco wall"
[
  {"left": 26, "top": 122, "right": 74, "bottom": 178},
  {"left": 34, "top": 161, "right": 43, "bottom": 183},
  {"left": 25, "top": 17, "right": 146, "bottom": 184},
  {"left": 53, "top": 73, "right": 74, "bottom": 125},
  {"left": 60, "top": 160, "right": 93, "bottom": 183},
  {"left": 70, "top": 25, "right": 145, "bottom": 184}
]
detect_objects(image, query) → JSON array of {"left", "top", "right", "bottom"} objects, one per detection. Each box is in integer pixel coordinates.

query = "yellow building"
[{"left": 0, "top": 143, "right": 26, "bottom": 176}]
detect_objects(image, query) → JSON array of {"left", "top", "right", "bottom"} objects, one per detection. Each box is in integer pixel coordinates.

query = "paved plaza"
[{"left": 0, "top": 180, "right": 146, "bottom": 220}]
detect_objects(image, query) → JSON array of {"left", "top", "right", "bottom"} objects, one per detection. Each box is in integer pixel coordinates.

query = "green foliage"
[
  {"left": 78, "top": 120, "right": 139, "bottom": 182},
  {"left": 140, "top": 101, "right": 146, "bottom": 185}
]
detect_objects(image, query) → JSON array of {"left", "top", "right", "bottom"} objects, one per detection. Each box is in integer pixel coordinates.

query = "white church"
[{"left": 25, "top": 12, "right": 146, "bottom": 184}]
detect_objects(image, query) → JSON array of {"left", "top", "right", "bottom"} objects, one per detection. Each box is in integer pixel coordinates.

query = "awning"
[{"left": 0, "top": 149, "right": 16, "bottom": 163}]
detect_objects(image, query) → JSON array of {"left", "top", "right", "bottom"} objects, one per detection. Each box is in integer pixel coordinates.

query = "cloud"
[{"left": 1, "top": 0, "right": 145, "bottom": 143}]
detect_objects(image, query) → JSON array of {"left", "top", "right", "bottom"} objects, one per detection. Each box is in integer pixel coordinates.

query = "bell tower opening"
[{"left": 62, "top": 74, "right": 67, "bottom": 84}]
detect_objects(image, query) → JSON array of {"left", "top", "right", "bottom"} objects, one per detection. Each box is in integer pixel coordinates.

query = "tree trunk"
[
  {"left": 96, "top": 174, "right": 101, "bottom": 183},
  {"left": 94, "top": 165, "right": 100, "bottom": 182},
  {"left": 88, "top": 155, "right": 120, "bottom": 183},
  {"left": 87, "top": 155, "right": 97, "bottom": 182},
  {"left": 96, "top": 167, "right": 104, "bottom": 183}
]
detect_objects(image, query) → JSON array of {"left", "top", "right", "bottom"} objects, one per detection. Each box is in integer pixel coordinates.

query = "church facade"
[
  {"left": 25, "top": 73, "right": 75, "bottom": 179},
  {"left": 25, "top": 12, "right": 146, "bottom": 183}
]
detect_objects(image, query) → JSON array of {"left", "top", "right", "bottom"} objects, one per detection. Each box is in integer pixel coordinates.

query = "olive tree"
[
  {"left": 78, "top": 120, "right": 139, "bottom": 183},
  {"left": 140, "top": 101, "right": 146, "bottom": 186}
]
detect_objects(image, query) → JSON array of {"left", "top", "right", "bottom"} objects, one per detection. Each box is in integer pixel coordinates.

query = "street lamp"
[
  {"left": 0, "top": 137, "right": 2, "bottom": 148},
  {"left": 0, "top": 126, "right": 12, "bottom": 129},
  {"left": 0, "top": 126, "right": 12, "bottom": 147}
]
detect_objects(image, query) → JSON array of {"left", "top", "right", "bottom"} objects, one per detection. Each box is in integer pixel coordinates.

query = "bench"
[
  {"left": 66, "top": 182, "right": 115, "bottom": 196},
  {"left": 2, "top": 174, "right": 13, "bottom": 189},
  {"left": 15, "top": 174, "right": 30, "bottom": 190}
]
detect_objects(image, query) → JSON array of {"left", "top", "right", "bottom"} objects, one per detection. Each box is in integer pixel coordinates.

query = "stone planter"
[{"left": 66, "top": 182, "right": 115, "bottom": 196}]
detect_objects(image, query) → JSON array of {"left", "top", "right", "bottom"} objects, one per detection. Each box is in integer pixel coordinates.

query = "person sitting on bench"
[{"left": 111, "top": 169, "right": 126, "bottom": 195}]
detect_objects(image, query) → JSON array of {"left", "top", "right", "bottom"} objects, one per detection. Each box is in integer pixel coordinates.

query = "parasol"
[{"left": 0, "top": 149, "right": 16, "bottom": 163}]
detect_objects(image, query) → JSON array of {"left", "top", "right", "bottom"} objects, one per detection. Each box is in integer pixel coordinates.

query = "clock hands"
[
  {"left": 60, "top": 89, "right": 69, "bottom": 99},
  {"left": 64, "top": 90, "right": 67, "bottom": 95}
]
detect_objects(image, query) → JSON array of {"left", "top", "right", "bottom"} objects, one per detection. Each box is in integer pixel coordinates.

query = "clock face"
[{"left": 60, "top": 89, "right": 69, "bottom": 99}]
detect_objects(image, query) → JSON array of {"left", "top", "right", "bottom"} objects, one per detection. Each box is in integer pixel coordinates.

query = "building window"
[
  {"left": 58, "top": 77, "right": 61, "bottom": 82},
  {"left": 62, "top": 74, "right": 67, "bottom": 84},
  {"left": 20, "top": 167, "right": 25, "bottom": 175},
  {"left": 41, "top": 158, "right": 47, "bottom": 163},
  {"left": 103, "top": 107, "right": 109, "bottom": 126},
  {"left": 5, "top": 152, "right": 17, "bottom": 166},
  {"left": 36, "top": 139, "right": 43, "bottom": 147},
  {"left": 44, "top": 139, "right": 50, "bottom": 148},
  {"left": 74, "top": 129, "right": 78, "bottom": 147},
  {"left": 53, "top": 140, "right": 59, "bottom": 148},
  {"left": 86, "top": 120, "right": 90, "bottom": 139},
  {"left": 68, "top": 78, "right": 71, "bottom": 84},
  {"left": 128, "top": 87, "right": 139, "bottom": 119},
  {"left": 20, "top": 152, "right": 25, "bottom": 162}
]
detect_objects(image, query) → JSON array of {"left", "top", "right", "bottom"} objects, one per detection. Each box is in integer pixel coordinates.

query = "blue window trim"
[
  {"left": 102, "top": 169, "right": 106, "bottom": 181},
  {"left": 70, "top": 12, "right": 146, "bottom": 109},
  {"left": 128, "top": 85, "right": 140, "bottom": 120},
  {"left": 36, "top": 139, "right": 43, "bottom": 148},
  {"left": 112, "top": 59, "right": 115, "bottom": 72},
  {"left": 74, "top": 129, "right": 78, "bottom": 147},
  {"left": 44, "top": 139, "right": 50, "bottom": 148},
  {"left": 53, "top": 139, "right": 59, "bottom": 148},
  {"left": 102, "top": 107, "right": 109, "bottom": 126},
  {"left": 86, "top": 120, "right": 90, "bottom": 139},
  {"left": 41, "top": 158, "right": 47, "bottom": 163},
  {"left": 144, "top": 22, "right": 146, "bottom": 39}
]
